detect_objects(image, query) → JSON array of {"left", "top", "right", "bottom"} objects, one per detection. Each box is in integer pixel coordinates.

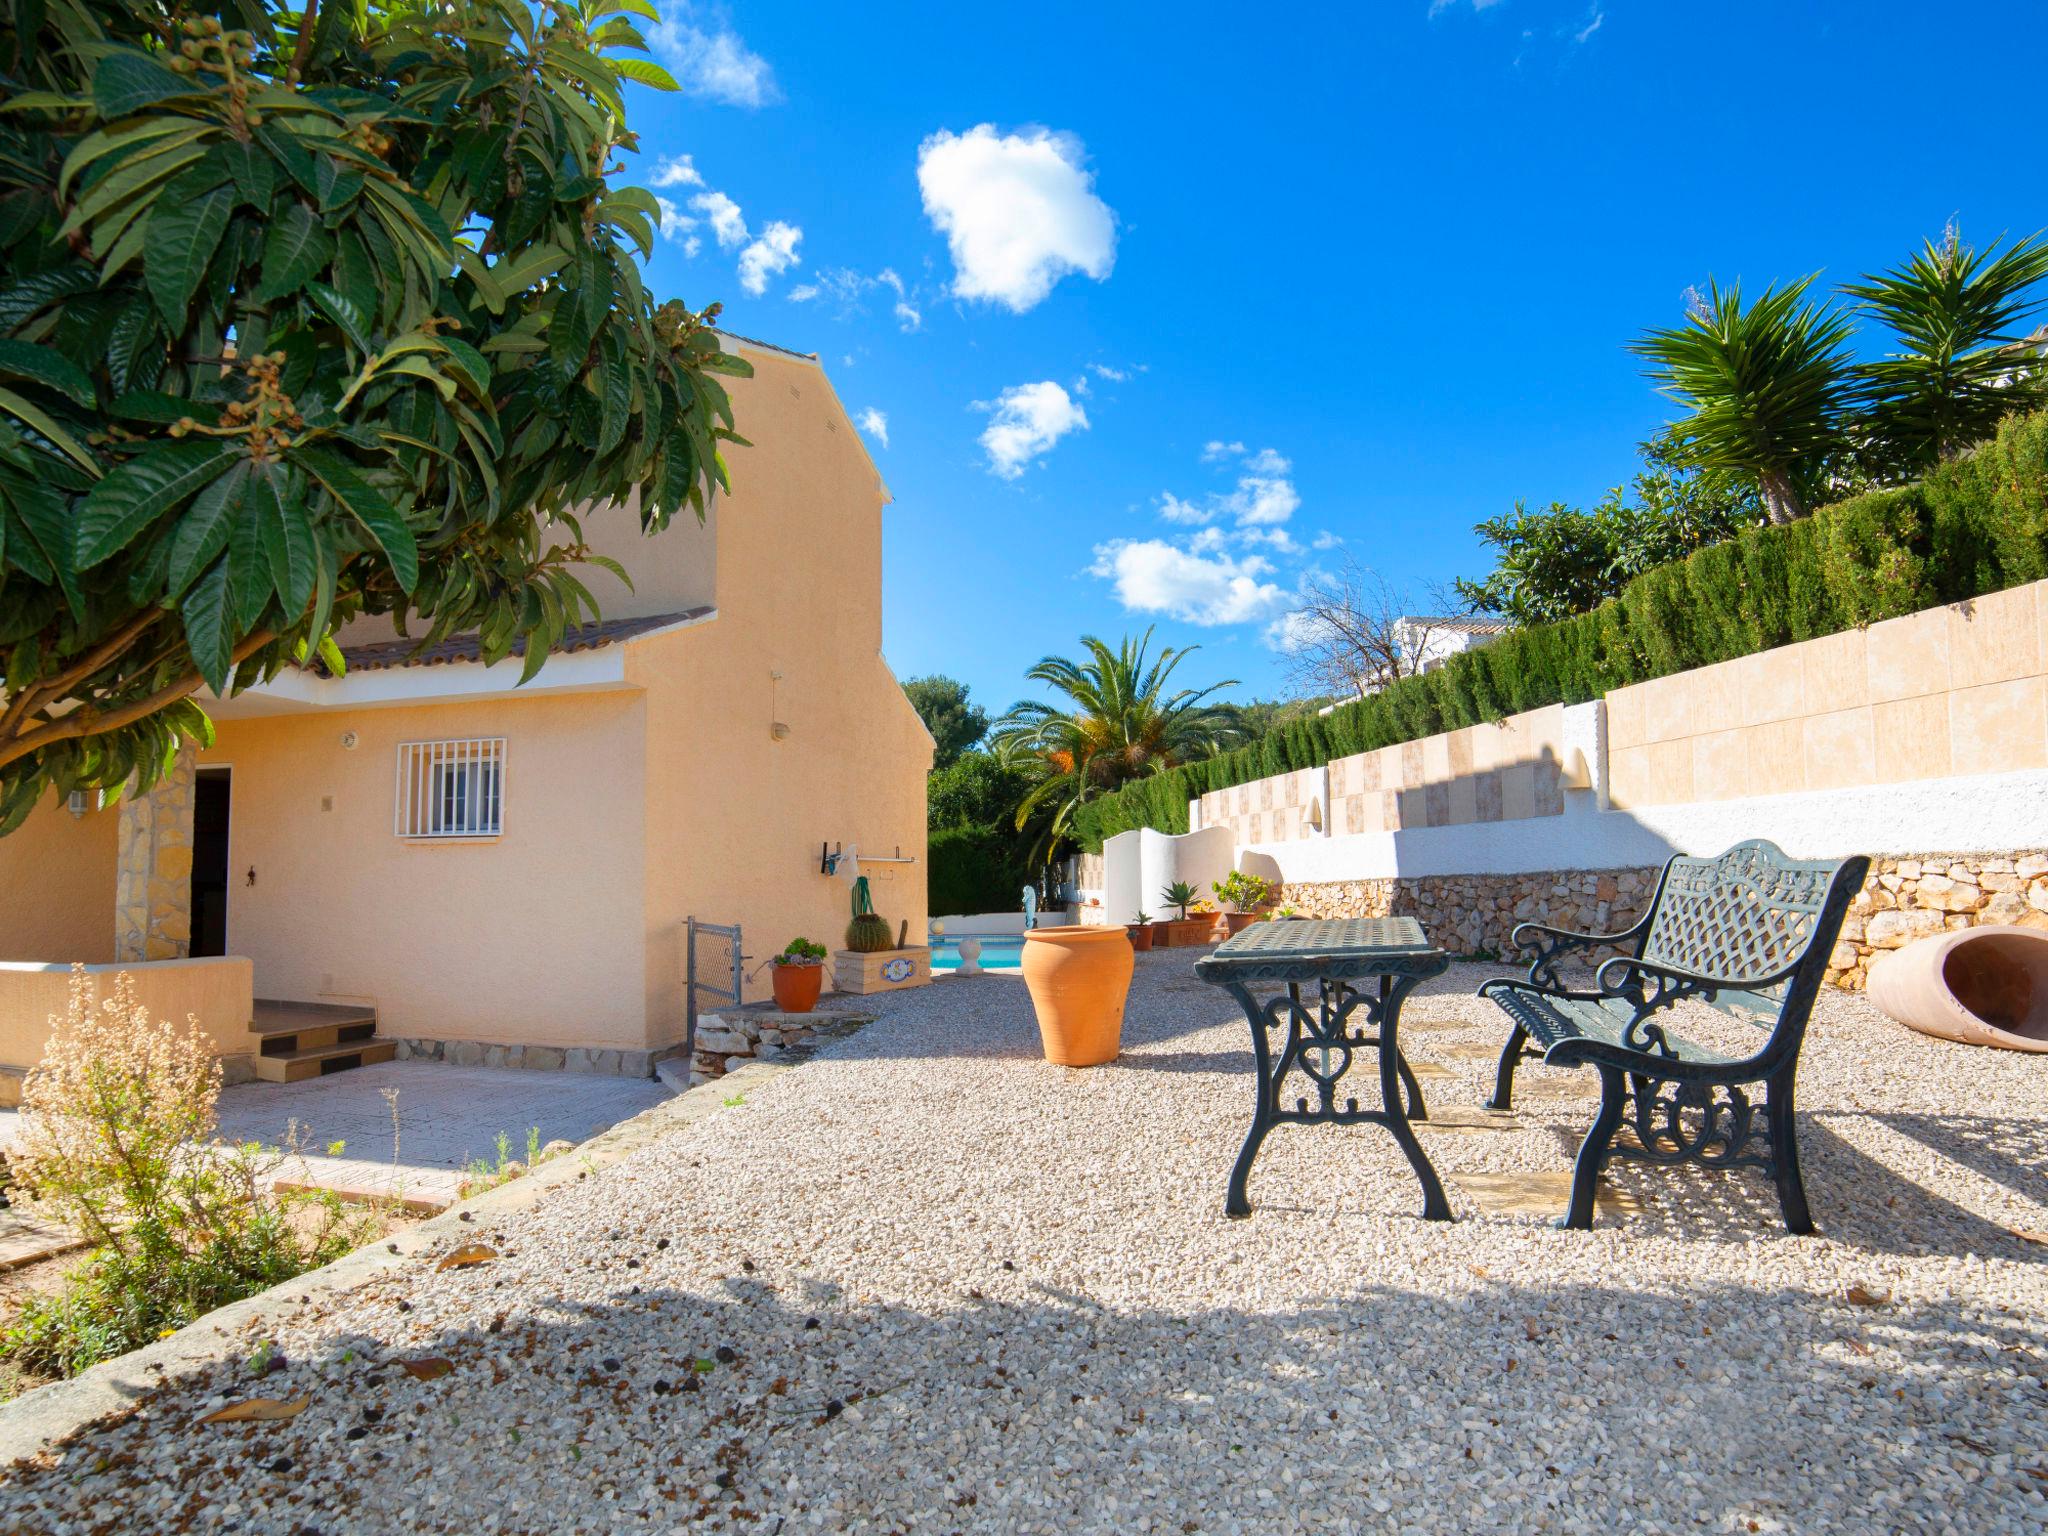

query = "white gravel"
[{"left": 5, "top": 954, "right": 2046, "bottom": 1534}]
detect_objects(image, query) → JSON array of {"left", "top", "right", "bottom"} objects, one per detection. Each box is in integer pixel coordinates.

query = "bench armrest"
[
  {"left": 1511, "top": 915, "right": 1650, "bottom": 992},
  {"left": 1592, "top": 953, "right": 1802, "bottom": 1059}
]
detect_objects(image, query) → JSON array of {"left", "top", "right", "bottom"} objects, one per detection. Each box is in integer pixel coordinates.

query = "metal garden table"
[{"left": 1194, "top": 917, "right": 1452, "bottom": 1221}]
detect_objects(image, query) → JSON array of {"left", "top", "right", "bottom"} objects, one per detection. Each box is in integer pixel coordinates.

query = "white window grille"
[{"left": 395, "top": 738, "right": 505, "bottom": 839}]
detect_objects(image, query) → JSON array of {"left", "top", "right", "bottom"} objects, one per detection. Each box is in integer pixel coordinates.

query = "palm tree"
[
  {"left": 1842, "top": 224, "right": 2048, "bottom": 473},
  {"left": 1630, "top": 276, "right": 1858, "bottom": 524},
  {"left": 990, "top": 630, "right": 1240, "bottom": 857}
]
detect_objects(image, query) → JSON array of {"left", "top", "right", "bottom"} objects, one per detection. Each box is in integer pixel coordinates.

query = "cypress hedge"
[
  {"left": 1073, "top": 408, "right": 2048, "bottom": 852},
  {"left": 929, "top": 823, "right": 1040, "bottom": 916}
]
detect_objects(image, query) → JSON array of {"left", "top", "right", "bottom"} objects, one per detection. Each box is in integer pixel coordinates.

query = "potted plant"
[
  {"left": 769, "top": 937, "right": 828, "bottom": 1012},
  {"left": 1158, "top": 881, "right": 1213, "bottom": 947},
  {"left": 1127, "top": 911, "right": 1154, "bottom": 952},
  {"left": 1213, "top": 871, "right": 1278, "bottom": 935},
  {"left": 1022, "top": 921, "right": 1135, "bottom": 1067}
]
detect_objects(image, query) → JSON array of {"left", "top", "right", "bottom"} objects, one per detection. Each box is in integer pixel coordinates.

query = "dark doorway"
[{"left": 191, "top": 769, "right": 231, "bottom": 958}]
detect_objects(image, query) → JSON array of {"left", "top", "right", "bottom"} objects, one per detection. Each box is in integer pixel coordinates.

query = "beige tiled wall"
[
  {"left": 1202, "top": 704, "right": 1567, "bottom": 844},
  {"left": 1607, "top": 579, "right": 2048, "bottom": 808}
]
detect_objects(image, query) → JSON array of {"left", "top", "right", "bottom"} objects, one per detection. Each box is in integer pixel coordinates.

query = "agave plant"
[
  {"left": 989, "top": 630, "right": 1240, "bottom": 859},
  {"left": 1630, "top": 276, "right": 1857, "bottom": 524},
  {"left": 1843, "top": 224, "right": 2048, "bottom": 473}
]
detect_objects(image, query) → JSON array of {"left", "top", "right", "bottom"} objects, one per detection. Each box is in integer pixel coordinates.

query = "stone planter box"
[{"left": 832, "top": 946, "right": 932, "bottom": 995}]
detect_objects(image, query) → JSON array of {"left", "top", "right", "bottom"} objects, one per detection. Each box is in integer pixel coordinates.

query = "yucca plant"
[
  {"left": 1843, "top": 224, "right": 2048, "bottom": 473},
  {"left": 0, "top": 0, "right": 748, "bottom": 832},
  {"left": 1630, "top": 276, "right": 1857, "bottom": 524}
]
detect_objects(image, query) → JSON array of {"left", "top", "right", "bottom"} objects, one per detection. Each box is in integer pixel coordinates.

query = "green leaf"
[
  {"left": 211, "top": 139, "right": 277, "bottom": 208},
  {"left": 110, "top": 391, "right": 220, "bottom": 425},
  {"left": 611, "top": 58, "right": 680, "bottom": 92},
  {"left": 94, "top": 50, "right": 200, "bottom": 119},
  {"left": 165, "top": 458, "right": 249, "bottom": 598},
  {"left": 8, "top": 472, "right": 83, "bottom": 617},
  {"left": 255, "top": 203, "right": 335, "bottom": 302},
  {"left": 0, "top": 340, "right": 94, "bottom": 406},
  {"left": 308, "top": 280, "right": 372, "bottom": 354},
  {"left": 144, "top": 182, "right": 233, "bottom": 323},
  {"left": 181, "top": 555, "right": 234, "bottom": 694},
  {"left": 77, "top": 440, "right": 240, "bottom": 569},
  {"left": 253, "top": 464, "right": 315, "bottom": 617},
  {"left": 229, "top": 487, "right": 273, "bottom": 630},
  {"left": 293, "top": 447, "right": 418, "bottom": 591},
  {"left": 254, "top": 121, "right": 321, "bottom": 196},
  {"left": 0, "top": 385, "right": 97, "bottom": 475}
]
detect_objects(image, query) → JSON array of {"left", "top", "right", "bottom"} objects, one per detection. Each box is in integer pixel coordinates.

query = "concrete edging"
[{"left": 0, "top": 1057, "right": 794, "bottom": 1467}]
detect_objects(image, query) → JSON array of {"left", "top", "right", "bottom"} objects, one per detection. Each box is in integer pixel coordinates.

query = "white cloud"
[
  {"left": 653, "top": 196, "right": 700, "bottom": 250},
  {"left": 691, "top": 190, "right": 748, "bottom": 250},
  {"left": 917, "top": 124, "right": 1117, "bottom": 312},
  {"left": 649, "top": 154, "right": 706, "bottom": 189},
  {"left": 1574, "top": 6, "right": 1605, "bottom": 43},
  {"left": 878, "top": 269, "right": 905, "bottom": 295},
  {"left": 1263, "top": 607, "right": 1329, "bottom": 653},
  {"left": 977, "top": 380, "right": 1088, "bottom": 479},
  {"left": 1090, "top": 540, "right": 1284, "bottom": 627},
  {"left": 894, "top": 301, "right": 922, "bottom": 332},
  {"left": 1090, "top": 363, "right": 1130, "bottom": 383},
  {"left": 1158, "top": 443, "right": 1300, "bottom": 532},
  {"left": 1428, "top": 0, "right": 1503, "bottom": 14},
  {"left": 856, "top": 408, "right": 889, "bottom": 448},
  {"left": 787, "top": 283, "right": 820, "bottom": 302},
  {"left": 1311, "top": 530, "right": 1345, "bottom": 550},
  {"left": 649, "top": 4, "right": 780, "bottom": 107},
  {"left": 737, "top": 220, "right": 803, "bottom": 295}
]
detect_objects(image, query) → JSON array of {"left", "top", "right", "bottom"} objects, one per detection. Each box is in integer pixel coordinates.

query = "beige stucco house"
[{"left": 0, "top": 337, "right": 932, "bottom": 1091}]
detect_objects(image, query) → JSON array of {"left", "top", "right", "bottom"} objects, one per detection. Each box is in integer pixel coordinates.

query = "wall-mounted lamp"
[{"left": 66, "top": 790, "right": 89, "bottom": 820}]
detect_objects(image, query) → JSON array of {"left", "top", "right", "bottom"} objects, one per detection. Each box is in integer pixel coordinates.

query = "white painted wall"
[{"left": 1101, "top": 824, "right": 1237, "bottom": 924}]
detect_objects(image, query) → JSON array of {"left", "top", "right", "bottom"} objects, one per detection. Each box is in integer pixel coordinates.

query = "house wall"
[
  {"left": 630, "top": 345, "right": 932, "bottom": 1035},
  {"left": 201, "top": 690, "right": 650, "bottom": 1051},
  {"left": 0, "top": 957, "right": 255, "bottom": 1105},
  {"left": 0, "top": 790, "right": 119, "bottom": 964}
]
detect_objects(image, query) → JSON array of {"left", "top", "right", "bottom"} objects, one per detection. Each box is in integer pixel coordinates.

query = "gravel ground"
[{"left": 5, "top": 953, "right": 2046, "bottom": 1534}]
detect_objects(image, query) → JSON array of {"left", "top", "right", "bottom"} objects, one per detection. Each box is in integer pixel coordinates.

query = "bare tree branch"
[{"left": 1274, "top": 560, "right": 1471, "bottom": 702}]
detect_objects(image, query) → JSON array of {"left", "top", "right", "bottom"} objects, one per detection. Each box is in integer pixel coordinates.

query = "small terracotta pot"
[
  {"left": 771, "top": 961, "right": 824, "bottom": 1013},
  {"left": 1022, "top": 924, "right": 1135, "bottom": 1066},
  {"left": 1868, "top": 924, "right": 2048, "bottom": 1052},
  {"left": 1126, "top": 922, "right": 1154, "bottom": 952},
  {"left": 1223, "top": 911, "right": 1262, "bottom": 936}
]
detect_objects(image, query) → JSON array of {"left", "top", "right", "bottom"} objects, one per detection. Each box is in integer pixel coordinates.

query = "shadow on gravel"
[
  {"left": 12, "top": 1261, "right": 2044, "bottom": 1535},
  {"left": 1852, "top": 1110, "right": 2048, "bottom": 1210}
]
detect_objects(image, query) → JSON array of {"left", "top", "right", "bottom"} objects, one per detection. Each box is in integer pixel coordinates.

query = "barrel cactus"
[{"left": 845, "top": 876, "right": 894, "bottom": 953}]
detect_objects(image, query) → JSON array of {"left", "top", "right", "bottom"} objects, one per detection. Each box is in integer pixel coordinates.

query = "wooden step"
[
  {"left": 253, "top": 998, "right": 378, "bottom": 1057},
  {"left": 251, "top": 1039, "right": 398, "bottom": 1083}
]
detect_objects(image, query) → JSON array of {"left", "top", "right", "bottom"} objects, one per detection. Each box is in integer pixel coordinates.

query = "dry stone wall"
[{"left": 1281, "top": 848, "right": 2048, "bottom": 991}]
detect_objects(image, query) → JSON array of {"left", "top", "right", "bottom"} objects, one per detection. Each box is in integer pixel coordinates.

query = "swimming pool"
[{"left": 929, "top": 935, "right": 1025, "bottom": 973}]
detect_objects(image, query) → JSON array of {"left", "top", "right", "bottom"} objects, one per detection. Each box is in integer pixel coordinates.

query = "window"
[{"left": 395, "top": 738, "right": 505, "bottom": 839}]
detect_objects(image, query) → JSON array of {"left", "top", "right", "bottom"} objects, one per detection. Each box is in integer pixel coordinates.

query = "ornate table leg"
[
  {"left": 1223, "top": 980, "right": 1281, "bottom": 1218},
  {"left": 1378, "top": 971, "right": 1452, "bottom": 1221}
]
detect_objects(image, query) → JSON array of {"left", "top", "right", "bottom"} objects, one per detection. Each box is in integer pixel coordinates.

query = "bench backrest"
[{"left": 1638, "top": 840, "right": 1869, "bottom": 1058}]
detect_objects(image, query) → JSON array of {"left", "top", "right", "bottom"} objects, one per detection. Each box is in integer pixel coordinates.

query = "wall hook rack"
[{"left": 820, "top": 841, "right": 918, "bottom": 876}]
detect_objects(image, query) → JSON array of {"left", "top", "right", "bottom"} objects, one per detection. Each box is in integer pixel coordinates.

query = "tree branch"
[
  {"left": 0, "top": 631, "right": 276, "bottom": 775},
  {"left": 0, "top": 609, "right": 169, "bottom": 743},
  {"left": 288, "top": 0, "right": 320, "bottom": 80}
]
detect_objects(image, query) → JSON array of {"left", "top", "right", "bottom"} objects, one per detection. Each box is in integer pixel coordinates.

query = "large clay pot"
[
  {"left": 1126, "top": 922, "right": 1154, "bottom": 952},
  {"left": 1022, "top": 925, "right": 1135, "bottom": 1066},
  {"left": 1867, "top": 924, "right": 2048, "bottom": 1052},
  {"left": 771, "top": 961, "right": 824, "bottom": 1014}
]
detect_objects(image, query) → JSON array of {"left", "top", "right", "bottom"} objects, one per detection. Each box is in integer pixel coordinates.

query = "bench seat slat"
[{"left": 1477, "top": 979, "right": 1737, "bottom": 1065}]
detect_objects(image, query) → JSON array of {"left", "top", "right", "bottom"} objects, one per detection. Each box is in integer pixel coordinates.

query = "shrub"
[
  {"left": 929, "top": 823, "right": 1038, "bottom": 916},
  {"left": 1, "top": 969, "right": 374, "bottom": 1380},
  {"left": 1072, "top": 408, "right": 2048, "bottom": 851}
]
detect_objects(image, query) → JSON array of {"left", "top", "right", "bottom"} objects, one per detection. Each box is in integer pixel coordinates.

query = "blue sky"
[{"left": 623, "top": 0, "right": 2047, "bottom": 715}]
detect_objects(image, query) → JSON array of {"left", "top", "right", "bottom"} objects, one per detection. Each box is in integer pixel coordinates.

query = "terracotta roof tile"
[{"left": 332, "top": 608, "right": 712, "bottom": 675}]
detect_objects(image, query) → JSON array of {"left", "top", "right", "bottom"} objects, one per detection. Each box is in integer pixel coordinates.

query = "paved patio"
[
  {"left": 2, "top": 1061, "right": 673, "bottom": 1212},
  {"left": 5, "top": 952, "right": 2046, "bottom": 1533}
]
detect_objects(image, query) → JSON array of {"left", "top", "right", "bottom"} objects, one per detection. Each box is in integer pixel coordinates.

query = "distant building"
[{"left": 1393, "top": 614, "right": 1513, "bottom": 675}]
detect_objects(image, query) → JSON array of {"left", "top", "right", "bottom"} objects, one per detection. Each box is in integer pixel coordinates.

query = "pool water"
[{"left": 929, "top": 936, "right": 1026, "bottom": 972}]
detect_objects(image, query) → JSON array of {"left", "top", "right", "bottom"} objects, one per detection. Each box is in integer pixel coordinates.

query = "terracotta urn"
[
  {"left": 1126, "top": 922, "right": 1154, "bottom": 952},
  {"left": 1867, "top": 924, "right": 2048, "bottom": 1052},
  {"left": 770, "top": 961, "right": 823, "bottom": 1014},
  {"left": 1022, "top": 924, "right": 1135, "bottom": 1066}
]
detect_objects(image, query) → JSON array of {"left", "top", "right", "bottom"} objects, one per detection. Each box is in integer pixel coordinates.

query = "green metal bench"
[{"left": 1479, "top": 839, "right": 1869, "bottom": 1232}]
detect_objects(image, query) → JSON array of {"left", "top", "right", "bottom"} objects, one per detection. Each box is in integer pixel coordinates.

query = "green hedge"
[
  {"left": 929, "top": 823, "right": 1038, "bottom": 916},
  {"left": 1073, "top": 408, "right": 2048, "bottom": 852}
]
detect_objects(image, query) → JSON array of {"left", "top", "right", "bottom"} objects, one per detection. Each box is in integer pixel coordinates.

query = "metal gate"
[{"left": 684, "top": 918, "right": 744, "bottom": 1067}]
